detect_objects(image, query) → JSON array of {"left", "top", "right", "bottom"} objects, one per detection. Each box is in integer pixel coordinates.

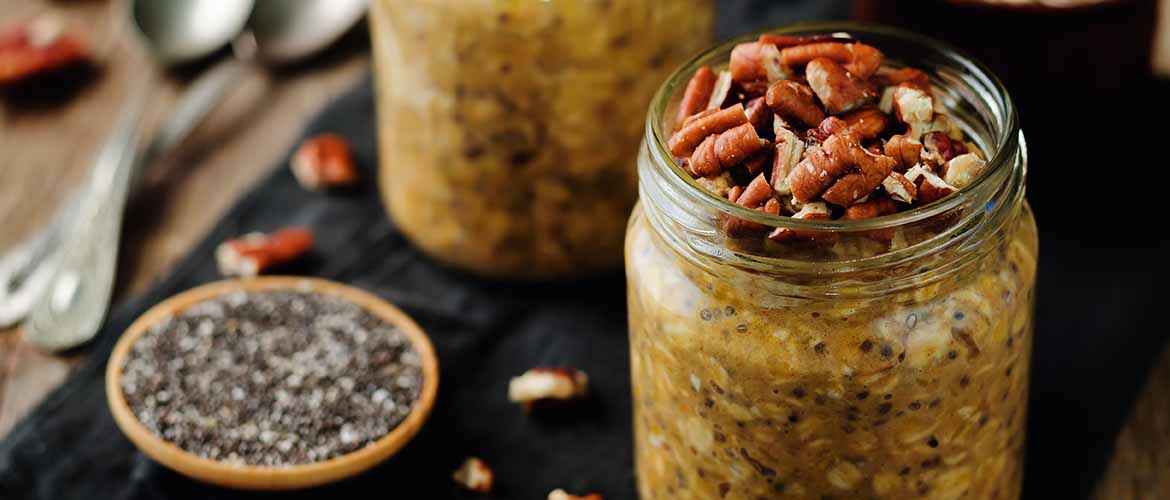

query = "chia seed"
[{"left": 120, "top": 289, "right": 424, "bottom": 467}]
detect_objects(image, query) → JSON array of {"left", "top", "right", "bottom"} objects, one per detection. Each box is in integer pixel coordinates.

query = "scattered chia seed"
[{"left": 121, "top": 289, "right": 423, "bottom": 467}]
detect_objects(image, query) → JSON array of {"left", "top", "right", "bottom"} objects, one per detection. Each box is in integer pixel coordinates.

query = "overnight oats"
[
  {"left": 626, "top": 26, "right": 1038, "bottom": 499},
  {"left": 369, "top": 0, "right": 713, "bottom": 279}
]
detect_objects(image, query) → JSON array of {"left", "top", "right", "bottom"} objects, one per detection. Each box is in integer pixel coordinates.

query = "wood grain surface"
[
  {"left": 0, "top": 0, "right": 367, "bottom": 436},
  {"left": 3, "top": 0, "right": 1170, "bottom": 497}
]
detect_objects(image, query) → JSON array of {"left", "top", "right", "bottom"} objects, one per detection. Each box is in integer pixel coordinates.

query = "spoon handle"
[
  {"left": 23, "top": 85, "right": 148, "bottom": 352},
  {"left": 141, "top": 57, "right": 248, "bottom": 168}
]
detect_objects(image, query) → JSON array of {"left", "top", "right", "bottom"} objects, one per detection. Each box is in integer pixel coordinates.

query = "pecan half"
[
  {"left": 840, "top": 108, "right": 889, "bottom": 142},
  {"left": 729, "top": 41, "right": 786, "bottom": 83},
  {"left": 215, "top": 227, "right": 313, "bottom": 278},
  {"left": 821, "top": 147, "right": 897, "bottom": 207},
  {"left": 689, "top": 134, "right": 721, "bottom": 177},
  {"left": 676, "top": 66, "right": 716, "bottom": 127},
  {"left": 291, "top": 134, "right": 359, "bottom": 190},
  {"left": 744, "top": 96, "right": 773, "bottom": 134},
  {"left": 883, "top": 133, "right": 922, "bottom": 170},
  {"left": 805, "top": 58, "right": 876, "bottom": 115},
  {"left": 453, "top": 457, "right": 494, "bottom": 493},
  {"left": 716, "top": 123, "right": 769, "bottom": 167},
  {"left": 779, "top": 42, "right": 884, "bottom": 78},
  {"left": 668, "top": 103, "right": 748, "bottom": 157},
  {"left": 765, "top": 79, "right": 824, "bottom": 128}
]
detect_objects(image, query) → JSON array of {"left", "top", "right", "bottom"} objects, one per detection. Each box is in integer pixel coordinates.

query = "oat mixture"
[
  {"left": 627, "top": 32, "right": 1038, "bottom": 498},
  {"left": 370, "top": 0, "right": 712, "bottom": 279},
  {"left": 121, "top": 289, "right": 423, "bottom": 466}
]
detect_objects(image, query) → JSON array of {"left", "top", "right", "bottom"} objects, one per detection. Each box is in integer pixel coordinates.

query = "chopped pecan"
[
  {"left": 883, "top": 134, "right": 922, "bottom": 170},
  {"left": 508, "top": 368, "right": 589, "bottom": 405},
  {"left": 879, "top": 67, "right": 930, "bottom": 92},
  {"left": 804, "top": 116, "right": 850, "bottom": 144},
  {"left": 942, "top": 152, "right": 986, "bottom": 189},
  {"left": 759, "top": 33, "right": 851, "bottom": 49},
  {"left": 549, "top": 489, "right": 603, "bottom": 500},
  {"left": 892, "top": 85, "right": 934, "bottom": 126},
  {"left": 768, "top": 202, "right": 832, "bottom": 241},
  {"left": 453, "top": 457, "right": 494, "bottom": 493},
  {"left": 727, "top": 185, "right": 744, "bottom": 202},
  {"left": 821, "top": 147, "right": 897, "bottom": 207},
  {"left": 0, "top": 16, "right": 88, "bottom": 84},
  {"left": 729, "top": 41, "right": 786, "bottom": 83},
  {"left": 736, "top": 79, "right": 772, "bottom": 99},
  {"left": 779, "top": 42, "right": 884, "bottom": 78},
  {"left": 744, "top": 96, "right": 773, "bottom": 134},
  {"left": 771, "top": 123, "right": 805, "bottom": 196},
  {"left": 787, "top": 133, "right": 896, "bottom": 206},
  {"left": 843, "top": 195, "right": 898, "bottom": 220},
  {"left": 765, "top": 79, "right": 824, "bottom": 128},
  {"left": 675, "top": 66, "right": 716, "bottom": 127},
  {"left": 922, "top": 131, "right": 968, "bottom": 164},
  {"left": 689, "top": 135, "right": 721, "bottom": 177},
  {"left": 668, "top": 103, "right": 748, "bottom": 157},
  {"left": 681, "top": 108, "right": 717, "bottom": 128},
  {"left": 707, "top": 70, "right": 734, "bottom": 110},
  {"left": 840, "top": 108, "right": 889, "bottom": 141},
  {"left": 291, "top": 134, "right": 359, "bottom": 190},
  {"left": 743, "top": 147, "right": 772, "bottom": 175},
  {"left": 736, "top": 173, "right": 773, "bottom": 208},
  {"left": 882, "top": 172, "right": 917, "bottom": 204},
  {"left": 215, "top": 227, "right": 313, "bottom": 278},
  {"left": 805, "top": 58, "right": 876, "bottom": 115},
  {"left": 915, "top": 167, "right": 959, "bottom": 205},
  {"left": 716, "top": 123, "right": 769, "bottom": 168}
]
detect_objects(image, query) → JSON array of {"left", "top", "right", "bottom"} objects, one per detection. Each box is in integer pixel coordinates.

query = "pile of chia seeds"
[{"left": 120, "top": 289, "right": 424, "bottom": 466}]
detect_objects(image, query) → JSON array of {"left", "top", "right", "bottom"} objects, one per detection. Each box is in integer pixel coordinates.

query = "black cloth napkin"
[{"left": 4, "top": 4, "right": 1170, "bottom": 498}]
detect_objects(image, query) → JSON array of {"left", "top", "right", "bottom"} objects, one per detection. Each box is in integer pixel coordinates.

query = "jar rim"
[{"left": 644, "top": 21, "right": 1021, "bottom": 233}]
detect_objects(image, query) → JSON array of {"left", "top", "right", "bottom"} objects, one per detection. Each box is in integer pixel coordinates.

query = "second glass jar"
[{"left": 370, "top": 0, "right": 713, "bottom": 279}]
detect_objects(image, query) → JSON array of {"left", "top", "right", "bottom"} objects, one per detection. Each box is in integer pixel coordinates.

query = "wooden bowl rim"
[{"left": 105, "top": 276, "right": 439, "bottom": 490}]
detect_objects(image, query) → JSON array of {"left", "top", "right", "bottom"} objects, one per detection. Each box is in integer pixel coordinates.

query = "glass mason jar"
[
  {"left": 369, "top": 0, "right": 713, "bottom": 280},
  {"left": 626, "top": 24, "right": 1039, "bottom": 499}
]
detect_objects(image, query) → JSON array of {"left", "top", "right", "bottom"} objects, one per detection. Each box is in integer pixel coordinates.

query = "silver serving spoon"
[{"left": 16, "top": 0, "right": 367, "bottom": 351}]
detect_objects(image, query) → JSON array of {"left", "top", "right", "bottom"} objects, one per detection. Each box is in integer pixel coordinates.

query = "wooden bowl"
[{"left": 105, "top": 276, "right": 439, "bottom": 490}]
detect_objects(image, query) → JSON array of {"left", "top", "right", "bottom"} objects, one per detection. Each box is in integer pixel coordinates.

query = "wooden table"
[
  {"left": 0, "top": 0, "right": 367, "bottom": 436},
  {"left": 4, "top": 0, "right": 1170, "bottom": 497}
]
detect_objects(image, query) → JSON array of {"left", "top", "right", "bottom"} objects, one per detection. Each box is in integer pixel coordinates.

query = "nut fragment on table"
[
  {"left": 291, "top": 134, "right": 358, "bottom": 190},
  {"left": 453, "top": 457, "right": 494, "bottom": 493},
  {"left": 0, "top": 15, "right": 89, "bottom": 84},
  {"left": 508, "top": 368, "right": 589, "bottom": 406},
  {"left": 548, "top": 488, "right": 604, "bottom": 500},
  {"left": 215, "top": 227, "right": 313, "bottom": 277}
]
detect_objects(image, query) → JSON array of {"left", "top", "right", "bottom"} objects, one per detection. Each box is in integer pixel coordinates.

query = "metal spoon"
[{"left": 14, "top": 0, "right": 367, "bottom": 351}]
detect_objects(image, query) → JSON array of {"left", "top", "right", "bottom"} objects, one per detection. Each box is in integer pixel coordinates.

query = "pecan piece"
[
  {"left": 736, "top": 173, "right": 774, "bottom": 208},
  {"left": 765, "top": 80, "right": 824, "bottom": 128},
  {"left": 922, "top": 131, "right": 968, "bottom": 164},
  {"left": 843, "top": 195, "right": 898, "bottom": 220},
  {"left": 883, "top": 134, "right": 922, "bottom": 170},
  {"left": 675, "top": 66, "right": 716, "bottom": 127},
  {"left": 215, "top": 227, "right": 313, "bottom": 277},
  {"left": 508, "top": 368, "right": 589, "bottom": 405},
  {"left": 805, "top": 58, "right": 876, "bottom": 115},
  {"left": 291, "top": 134, "right": 359, "bottom": 189},
  {"left": 744, "top": 96, "right": 773, "bottom": 134},
  {"left": 707, "top": 70, "right": 734, "bottom": 110},
  {"left": 453, "top": 457, "right": 494, "bottom": 493},
  {"left": 879, "top": 67, "right": 930, "bottom": 92},
  {"left": 723, "top": 174, "right": 776, "bottom": 237},
  {"left": 768, "top": 202, "right": 833, "bottom": 242},
  {"left": 892, "top": 85, "right": 934, "bottom": 127},
  {"left": 549, "top": 489, "right": 603, "bottom": 500},
  {"left": 759, "top": 33, "right": 850, "bottom": 49},
  {"left": 688, "top": 135, "right": 721, "bottom": 177},
  {"left": 942, "top": 152, "right": 986, "bottom": 189},
  {"left": 804, "top": 116, "right": 850, "bottom": 144},
  {"left": 743, "top": 147, "right": 772, "bottom": 175},
  {"left": 729, "top": 41, "right": 786, "bottom": 83},
  {"left": 771, "top": 122, "right": 805, "bottom": 196},
  {"left": 915, "top": 167, "right": 959, "bottom": 205},
  {"left": 780, "top": 42, "right": 884, "bottom": 78},
  {"left": 0, "top": 16, "right": 88, "bottom": 84},
  {"left": 840, "top": 108, "right": 889, "bottom": 142},
  {"left": 715, "top": 123, "right": 769, "bottom": 168},
  {"left": 821, "top": 147, "right": 897, "bottom": 207},
  {"left": 788, "top": 133, "right": 896, "bottom": 206},
  {"left": 668, "top": 103, "right": 748, "bottom": 157},
  {"left": 882, "top": 172, "right": 918, "bottom": 204}
]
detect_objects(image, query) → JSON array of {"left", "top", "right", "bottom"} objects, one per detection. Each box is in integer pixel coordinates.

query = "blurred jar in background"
[
  {"left": 853, "top": 0, "right": 1160, "bottom": 230},
  {"left": 369, "top": 1, "right": 714, "bottom": 280}
]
